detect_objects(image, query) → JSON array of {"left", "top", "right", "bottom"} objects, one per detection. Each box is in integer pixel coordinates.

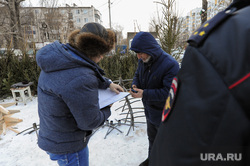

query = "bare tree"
[
  {"left": 112, "top": 23, "right": 124, "bottom": 45},
  {"left": 0, "top": 6, "right": 10, "bottom": 47},
  {"left": 39, "top": 0, "right": 58, "bottom": 8},
  {"left": 35, "top": 0, "right": 63, "bottom": 42},
  {"left": 0, "top": 0, "right": 25, "bottom": 49},
  {"left": 151, "top": 0, "right": 184, "bottom": 61}
]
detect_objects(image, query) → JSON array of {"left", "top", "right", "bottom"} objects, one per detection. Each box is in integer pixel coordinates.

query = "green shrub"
[
  {"left": 0, "top": 51, "right": 138, "bottom": 98},
  {"left": 0, "top": 52, "right": 40, "bottom": 98},
  {"left": 99, "top": 52, "right": 138, "bottom": 83}
]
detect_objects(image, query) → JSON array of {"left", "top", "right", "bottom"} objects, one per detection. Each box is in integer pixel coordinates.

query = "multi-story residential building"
[
  {"left": 0, "top": 4, "right": 101, "bottom": 49},
  {"left": 207, "top": 0, "right": 228, "bottom": 19},
  {"left": 180, "top": 0, "right": 229, "bottom": 43},
  {"left": 180, "top": 7, "right": 202, "bottom": 44}
]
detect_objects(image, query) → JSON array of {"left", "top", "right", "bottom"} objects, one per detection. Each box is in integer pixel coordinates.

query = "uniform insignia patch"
[{"left": 162, "top": 77, "right": 178, "bottom": 122}]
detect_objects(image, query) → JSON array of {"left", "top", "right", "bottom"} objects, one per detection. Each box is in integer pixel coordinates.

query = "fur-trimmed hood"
[{"left": 68, "top": 23, "right": 116, "bottom": 58}]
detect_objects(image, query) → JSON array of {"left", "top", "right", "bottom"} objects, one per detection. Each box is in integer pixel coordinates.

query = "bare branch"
[
  {"left": 151, "top": 0, "right": 185, "bottom": 61},
  {"left": 17, "top": 0, "right": 25, "bottom": 4},
  {"left": 0, "top": 1, "right": 8, "bottom": 6},
  {"left": 153, "top": 1, "right": 168, "bottom": 8}
]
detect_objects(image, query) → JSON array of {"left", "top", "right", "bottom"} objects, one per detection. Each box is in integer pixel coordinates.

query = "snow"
[{"left": 0, "top": 96, "right": 148, "bottom": 166}]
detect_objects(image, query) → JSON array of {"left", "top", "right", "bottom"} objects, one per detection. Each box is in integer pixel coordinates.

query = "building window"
[
  {"left": 68, "top": 13, "right": 73, "bottom": 19},
  {"left": 83, "top": 9, "right": 88, "bottom": 14},
  {"left": 95, "top": 14, "right": 100, "bottom": 20},
  {"left": 77, "top": 18, "right": 81, "bottom": 23},
  {"left": 76, "top": 9, "right": 80, "bottom": 14},
  {"left": 84, "top": 18, "right": 88, "bottom": 23}
]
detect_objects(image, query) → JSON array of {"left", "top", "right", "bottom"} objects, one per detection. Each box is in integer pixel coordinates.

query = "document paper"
[{"left": 98, "top": 88, "right": 130, "bottom": 109}]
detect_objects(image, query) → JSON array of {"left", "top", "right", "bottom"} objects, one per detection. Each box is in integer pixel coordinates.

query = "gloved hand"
[{"left": 109, "top": 83, "right": 124, "bottom": 94}]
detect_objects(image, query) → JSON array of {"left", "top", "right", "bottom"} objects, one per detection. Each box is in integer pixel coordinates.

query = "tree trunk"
[
  {"left": 8, "top": 0, "right": 18, "bottom": 48},
  {"left": 0, "top": 0, "right": 24, "bottom": 49},
  {"left": 15, "top": 0, "right": 23, "bottom": 48},
  {"left": 201, "top": 0, "right": 208, "bottom": 24}
]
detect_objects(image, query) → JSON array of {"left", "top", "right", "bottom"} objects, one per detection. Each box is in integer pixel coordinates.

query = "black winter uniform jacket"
[{"left": 149, "top": 1, "right": 250, "bottom": 166}]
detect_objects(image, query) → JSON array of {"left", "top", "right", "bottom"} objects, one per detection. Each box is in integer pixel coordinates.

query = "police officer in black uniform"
[{"left": 149, "top": 0, "right": 250, "bottom": 165}]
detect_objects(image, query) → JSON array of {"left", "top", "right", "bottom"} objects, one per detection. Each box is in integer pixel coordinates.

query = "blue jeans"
[{"left": 47, "top": 146, "right": 89, "bottom": 166}]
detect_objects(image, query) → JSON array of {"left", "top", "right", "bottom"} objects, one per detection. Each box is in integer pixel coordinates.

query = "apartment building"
[
  {"left": 180, "top": 0, "right": 229, "bottom": 42},
  {"left": 0, "top": 4, "right": 101, "bottom": 49}
]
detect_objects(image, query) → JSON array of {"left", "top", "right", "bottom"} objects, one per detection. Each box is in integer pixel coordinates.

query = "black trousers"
[{"left": 146, "top": 120, "right": 159, "bottom": 158}]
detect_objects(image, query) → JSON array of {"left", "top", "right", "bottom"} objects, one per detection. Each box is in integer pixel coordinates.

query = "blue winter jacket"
[
  {"left": 130, "top": 32, "right": 179, "bottom": 126},
  {"left": 36, "top": 41, "right": 111, "bottom": 154}
]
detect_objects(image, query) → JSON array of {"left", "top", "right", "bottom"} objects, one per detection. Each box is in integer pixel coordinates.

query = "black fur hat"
[{"left": 68, "top": 22, "right": 116, "bottom": 58}]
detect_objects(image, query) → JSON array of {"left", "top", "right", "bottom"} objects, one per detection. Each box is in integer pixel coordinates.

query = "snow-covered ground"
[{"left": 0, "top": 96, "right": 148, "bottom": 166}]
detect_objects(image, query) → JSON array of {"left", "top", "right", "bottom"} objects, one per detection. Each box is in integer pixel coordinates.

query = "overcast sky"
[{"left": 27, "top": 0, "right": 202, "bottom": 36}]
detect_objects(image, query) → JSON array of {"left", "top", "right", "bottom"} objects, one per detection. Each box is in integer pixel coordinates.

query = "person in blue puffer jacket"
[
  {"left": 36, "top": 22, "right": 123, "bottom": 166},
  {"left": 130, "top": 32, "right": 179, "bottom": 166}
]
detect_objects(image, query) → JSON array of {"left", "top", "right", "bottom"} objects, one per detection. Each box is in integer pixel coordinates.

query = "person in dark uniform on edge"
[
  {"left": 149, "top": 0, "right": 250, "bottom": 166},
  {"left": 129, "top": 32, "right": 179, "bottom": 166}
]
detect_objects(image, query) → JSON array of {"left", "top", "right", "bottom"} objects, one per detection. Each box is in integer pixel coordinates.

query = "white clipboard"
[{"left": 98, "top": 88, "right": 130, "bottom": 109}]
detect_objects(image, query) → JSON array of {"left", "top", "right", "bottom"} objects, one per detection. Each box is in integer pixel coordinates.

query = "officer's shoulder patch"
[
  {"left": 188, "top": 7, "right": 237, "bottom": 47},
  {"left": 162, "top": 77, "right": 178, "bottom": 122}
]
